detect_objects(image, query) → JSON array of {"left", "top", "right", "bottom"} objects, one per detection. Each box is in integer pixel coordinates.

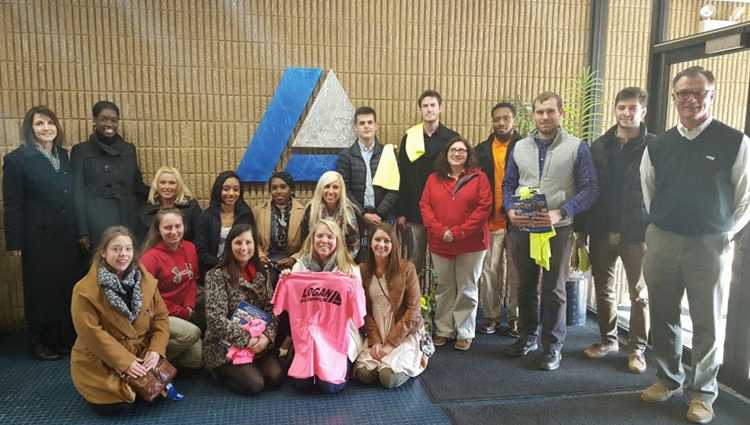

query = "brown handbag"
[{"left": 125, "top": 357, "right": 177, "bottom": 402}]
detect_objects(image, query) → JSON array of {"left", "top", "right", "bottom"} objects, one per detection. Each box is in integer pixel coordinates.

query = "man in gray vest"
[
  {"left": 640, "top": 66, "right": 750, "bottom": 424},
  {"left": 502, "top": 92, "right": 599, "bottom": 371}
]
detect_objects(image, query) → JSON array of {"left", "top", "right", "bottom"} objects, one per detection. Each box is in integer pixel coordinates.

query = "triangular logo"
[{"left": 292, "top": 71, "right": 355, "bottom": 148}]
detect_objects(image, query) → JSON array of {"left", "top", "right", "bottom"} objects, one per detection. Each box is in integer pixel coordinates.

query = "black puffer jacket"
[
  {"left": 335, "top": 140, "right": 398, "bottom": 219},
  {"left": 475, "top": 130, "right": 523, "bottom": 220},
  {"left": 576, "top": 124, "right": 655, "bottom": 243},
  {"left": 195, "top": 171, "right": 256, "bottom": 273}
]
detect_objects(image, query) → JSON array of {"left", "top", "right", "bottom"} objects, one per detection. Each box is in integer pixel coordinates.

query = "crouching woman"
[
  {"left": 354, "top": 223, "right": 428, "bottom": 388},
  {"left": 70, "top": 226, "right": 170, "bottom": 415}
]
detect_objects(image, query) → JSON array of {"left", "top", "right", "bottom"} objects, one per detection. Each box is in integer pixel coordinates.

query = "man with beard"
[
  {"left": 475, "top": 102, "right": 523, "bottom": 337},
  {"left": 502, "top": 92, "right": 598, "bottom": 371},
  {"left": 577, "top": 87, "right": 654, "bottom": 374}
]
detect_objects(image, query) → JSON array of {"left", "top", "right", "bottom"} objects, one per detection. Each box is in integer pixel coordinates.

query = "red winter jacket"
[
  {"left": 419, "top": 168, "right": 492, "bottom": 258},
  {"left": 140, "top": 240, "right": 199, "bottom": 320}
]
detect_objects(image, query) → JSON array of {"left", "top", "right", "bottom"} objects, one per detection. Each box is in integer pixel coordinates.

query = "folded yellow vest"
[
  {"left": 373, "top": 144, "right": 400, "bottom": 191},
  {"left": 404, "top": 123, "right": 425, "bottom": 163}
]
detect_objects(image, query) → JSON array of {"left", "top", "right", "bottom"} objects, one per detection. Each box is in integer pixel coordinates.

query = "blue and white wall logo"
[{"left": 237, "top": 67, "right": 355, "bottom": 182}]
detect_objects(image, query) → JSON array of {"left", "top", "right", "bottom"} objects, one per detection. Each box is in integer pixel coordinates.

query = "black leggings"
[{"left": 215, "top": 354, "right": 283, "bottom": 396}]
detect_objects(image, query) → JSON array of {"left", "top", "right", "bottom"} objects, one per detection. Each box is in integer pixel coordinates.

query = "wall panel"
[{"left": 0, "top": 0, "right": 594, "bottom": 331}]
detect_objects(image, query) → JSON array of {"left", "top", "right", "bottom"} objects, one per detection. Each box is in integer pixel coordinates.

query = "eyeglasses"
[
  {"left": 449, "top": 147, "right": 467, "bottom": 154},
  {"left": 672, "top": 89, "right": 712, "bottom": 101}
]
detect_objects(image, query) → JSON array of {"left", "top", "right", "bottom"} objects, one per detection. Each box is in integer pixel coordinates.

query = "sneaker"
[
  {"left": 506, "top": 319, "right": 520, "bottom": 338},
  {"left": 686, "top": 399, "right": 714, "bottom": 424},
  {"left": 505, "top": 337, "right": 538, "bottom": 357},
  {"left": 640, "top": 382, "right": 682, "bottom": 403},
  {"left": 583, "top": 342, "right": 619, "bottom": 359},
  {"left": 477, "top": 319, "right": 501, "bottom": 334},
  {"left": 433, "top": 336, "right": 450, "bottom": 347},
  {"left": 454, "top": 339, "right": 472, "bottom": 351},
  {"left": 538, "top": 349, "right": 561, "bottom": 371},
  {"left": 628, "top": 350, "right": 647, "bottom": 374}
]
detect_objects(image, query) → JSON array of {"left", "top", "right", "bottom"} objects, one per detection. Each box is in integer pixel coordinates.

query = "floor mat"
[
  {"left": 444, "top": 392, "right": 750, "bottom": 425},
  {"left": 0, "top": 334, "right": 448, "bottom": 425},
  {"left": 419, "top": 321, "right": 656, "bottom": 402}
]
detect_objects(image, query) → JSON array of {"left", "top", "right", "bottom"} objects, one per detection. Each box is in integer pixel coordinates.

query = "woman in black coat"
[
  {"left": 195, "top": 171, "right": 256, "bottom": 274},
  {"left": 71, "top": 101, "right": 148, "bottom": 251},
  {"left": 2, "top": 106, "right": 84, "bottom": 360},
  {"left": 136, "top": 166, "right": 203, "bottom": 244}
]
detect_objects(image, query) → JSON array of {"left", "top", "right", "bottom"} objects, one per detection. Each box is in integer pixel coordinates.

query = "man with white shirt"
[{"left": 640, "top": 66, "right": 750, "bottom": 424}]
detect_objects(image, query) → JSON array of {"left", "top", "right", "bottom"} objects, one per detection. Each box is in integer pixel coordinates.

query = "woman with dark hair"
[
  {"left": 70, "top": 226, "right": 170, "bottom": 415},
  {"left": 195, "top": 171, "right": 256, "bottom": 274},
  {"left": 253, "top": 171, "right": 305, "bottom": 270},
  {"left": 354, "top": 223, "right": 428, "bottom": 388},
  {"left": 136, "top": 166, "right": 203, "bottom": 244},
  {"left": 71, "top": 100, "right": 148, "bottom": 250},
  {"left": 2, "top": 105, "right": 84, "bottom": 360},
  {"left": 140, "top": 208, "right": 202, "bottom": 369},
  {"left": 203, "top": 223, "right": 282, "bottom": 395},
  {"left": 420, "top": 137, "right": 492, "bottom": 351}
]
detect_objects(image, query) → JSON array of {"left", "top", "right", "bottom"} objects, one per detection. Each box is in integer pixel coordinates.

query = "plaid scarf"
[{"left": 97, "top": 263, "right": 143, "bottom": 323}]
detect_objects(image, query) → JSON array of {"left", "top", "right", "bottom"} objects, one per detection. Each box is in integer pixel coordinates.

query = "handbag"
[
  {"left": 125, "top": 357, "right": 177, "bottom": 402},
  {"left": 417, "top": 326, "right": 435, "bottom": 358}
]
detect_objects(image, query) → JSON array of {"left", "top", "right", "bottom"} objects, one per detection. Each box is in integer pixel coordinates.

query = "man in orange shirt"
[{"left": 475, "top": 102, "right": 523, "bottom": 336}]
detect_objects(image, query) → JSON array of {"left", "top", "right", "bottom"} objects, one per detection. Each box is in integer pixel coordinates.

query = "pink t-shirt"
[{"left": 272, "top": 271, "right": 366, "bottom": 384}]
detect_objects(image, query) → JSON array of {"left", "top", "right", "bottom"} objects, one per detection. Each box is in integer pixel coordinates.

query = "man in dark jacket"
[
  {"left": 396, "top": 89, "right": 460, "bottom": 272},
  {"left": 576, "top": 87, "right": 654, "bottom": 375},
  {"left": 475, "top": 102, "right": 523, "bottom": 336},
  {"left": 336, "top": 106, "right": 398, "bottom": 224}
]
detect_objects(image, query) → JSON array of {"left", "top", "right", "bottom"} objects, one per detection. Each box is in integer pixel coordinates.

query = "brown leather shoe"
[
  {"left": 628, "top": 350, "right": 647, "bottom": 374},
  {"left": 433, "top": 336, "right": 450, "bottom": 347},
  {"left": 583, "top": 342, "right": 619, "bottom": 359},
  {"left": 454, "top": 339, "right": 473, "bottom": 351}
]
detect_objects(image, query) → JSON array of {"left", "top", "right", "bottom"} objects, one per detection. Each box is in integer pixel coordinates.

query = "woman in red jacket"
[
  {"left": 419, "top": 137, "right": 492, "bottom": 351},
  {"left": 141, "top": 208, "right": 202, "bottom": 368}
]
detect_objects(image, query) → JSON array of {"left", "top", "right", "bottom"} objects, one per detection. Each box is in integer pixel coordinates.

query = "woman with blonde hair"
[
  {"left": 300, "top": 171, "right": 361, "bottom": 258},
  {"left": 137, "top": 166, "right": 202, "bottom": 243},
  {"left": 70, "top": 226, "right": 170, "bottom": 415},
  {"left": 280, "top": 219, "right": 364, "bottom": 393}
]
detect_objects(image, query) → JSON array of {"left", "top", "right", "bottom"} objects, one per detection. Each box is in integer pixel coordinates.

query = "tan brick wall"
[{"left": 2, "top": 0, "right": 602, "bottom": 331}]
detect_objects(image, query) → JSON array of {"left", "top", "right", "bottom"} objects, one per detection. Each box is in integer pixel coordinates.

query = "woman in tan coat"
[
  {"left": 354, "top": 223, "right": 428, "bottom": 388},
  {"left": 70, "top": 226, "right": 169, "bottom": 415},
  {"left": 253, "top": 171, "right": 305, "bottom": 270}
]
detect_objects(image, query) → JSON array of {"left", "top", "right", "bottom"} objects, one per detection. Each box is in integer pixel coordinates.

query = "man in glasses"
[
  {"left": 640, "top": 66, "right": 750, "bottom": 424},
  {"left": 502, "top": 92, "right": 599, "bottom": 371}
]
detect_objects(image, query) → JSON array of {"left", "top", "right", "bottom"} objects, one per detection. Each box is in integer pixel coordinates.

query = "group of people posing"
[{"left": 3, "top": 65, "right": 748, "bottom": 424}]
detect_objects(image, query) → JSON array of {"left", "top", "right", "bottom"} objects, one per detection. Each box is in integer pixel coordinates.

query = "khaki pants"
[
  {"left": 589, "top": 234, "right": 649, "bottom": 351},
  {"left": 643, "top": 224, "right": 730, "bottom": 403},
  {"left": 479, "top": 229, "right": 519, "bottom": 321},
  {"left": 167, "top": 316, "right": 203, "bottom": 368},
  {"left": 409, "top": 223, "right": 427, "bottom": 274},
  {"left": 432, "top": 250, "right": 487, "bottom": 340}
]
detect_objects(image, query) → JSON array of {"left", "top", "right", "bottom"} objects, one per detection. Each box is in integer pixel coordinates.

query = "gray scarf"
[
  {"left": 97, "top": 263, "right": 143, "bottom": 323},
  {"left": 299, "top": 253, "right": 338, "bottom": 272}
]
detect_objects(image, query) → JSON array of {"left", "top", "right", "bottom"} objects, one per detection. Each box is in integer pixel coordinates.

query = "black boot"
[{"left": 30, "top": 334, "right": 60, "bottom": 361}]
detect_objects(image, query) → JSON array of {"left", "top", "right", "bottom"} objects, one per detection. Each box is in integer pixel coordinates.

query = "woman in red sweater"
[
  {"left": 141, "top": 208, "right": 202, "bottom": 368},
  {"left": 419, "top": 137, "right": 492, "bottom": 351}
]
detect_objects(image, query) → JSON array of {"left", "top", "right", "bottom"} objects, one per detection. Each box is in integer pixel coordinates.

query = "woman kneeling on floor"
[
  {"left": 203, "top": 223, "right": 282, "bottom": 395},
  {"left": 354, "top": 223, "right": 428, "bottom": 388},
  {"left": 70, "top": 226, "right": 170, "bottom": 415},
  {"left": 140, "top": 208, "right": 202, "bottom": 369}
]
